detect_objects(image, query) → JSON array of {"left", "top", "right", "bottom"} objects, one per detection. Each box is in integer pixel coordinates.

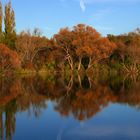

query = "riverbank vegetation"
[{"left": 0, "top": 1, "right": 140, "bottom": 77}]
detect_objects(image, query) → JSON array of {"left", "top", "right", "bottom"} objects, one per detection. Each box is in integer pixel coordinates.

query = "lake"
[{"left": 0, "top": 74, "right": 140, "bottom": 140}]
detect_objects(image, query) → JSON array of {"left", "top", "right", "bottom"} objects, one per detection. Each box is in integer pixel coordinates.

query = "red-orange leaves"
[
  {"left": 53, "top": 24, "right": 117, "bottom": 70},
  {"left": 0, "top": 44, "right": 21, "bottom": 72}
]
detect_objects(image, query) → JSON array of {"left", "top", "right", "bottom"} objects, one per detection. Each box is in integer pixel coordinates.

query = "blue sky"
[{"left": 2, "top": 0, "right": 140, "bottom": 38}]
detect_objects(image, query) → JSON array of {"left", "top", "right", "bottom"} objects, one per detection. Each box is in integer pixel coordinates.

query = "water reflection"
[{"left": 0, "top": 74, "right": 140, "bottom": 139}]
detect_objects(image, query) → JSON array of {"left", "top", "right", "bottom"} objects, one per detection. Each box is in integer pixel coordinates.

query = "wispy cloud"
[
  {"left": 80, "top": 0, "right": 86, "bottom": 12},
  {"left": 59, "top": 0, "right": 140, "bottom": 12},
  {"left": 78, "top": 0, "right": 139, "bottom": 12}
]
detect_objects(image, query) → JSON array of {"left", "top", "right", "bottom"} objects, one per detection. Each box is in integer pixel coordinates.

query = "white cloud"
[
  {"left": 60, "top": 0, "right": 140, "bottom": 12},
  {"left": 80, "top": 0, "right": 86, "bottom": 12},
  {"left": 78, "top": 0, "right": 139, "bottom": 12}
]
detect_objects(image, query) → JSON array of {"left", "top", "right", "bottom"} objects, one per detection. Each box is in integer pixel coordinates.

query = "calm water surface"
[{"left": 0, "top": 75, "right": 140, "bottom": 140}]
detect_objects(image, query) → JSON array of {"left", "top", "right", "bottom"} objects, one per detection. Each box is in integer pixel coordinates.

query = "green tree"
[
  {"left": 4, "top": 0, "right": 16, "bottom": 50},
  {"left": 0, "top": 0, "right": 3, "bottom": 42}
]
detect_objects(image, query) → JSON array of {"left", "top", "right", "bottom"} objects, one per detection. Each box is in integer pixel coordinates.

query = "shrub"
[{"left": 0, "top": 44, "right": 21, "bottom": 73}]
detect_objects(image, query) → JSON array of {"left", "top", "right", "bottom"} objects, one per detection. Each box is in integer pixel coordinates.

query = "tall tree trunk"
[
  {"left": 78, "top": 74, "right": 82, "bottom": 87},
  {"left": 67, "top": 55, "right": 74, "bottom": 71},
  {"left": 88, "top": 57, "right": 92, "bottom": 69},
  {"left": 78, "top": 57, "right": 82, "bottom": 71}
]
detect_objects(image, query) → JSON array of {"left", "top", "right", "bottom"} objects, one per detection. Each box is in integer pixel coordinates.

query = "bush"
[{"left": 0, "top": 44, "right": 21, "bottom": 73}]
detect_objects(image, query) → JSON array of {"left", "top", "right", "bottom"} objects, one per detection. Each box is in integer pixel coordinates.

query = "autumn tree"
[
  {"left": 72, "top": 24, "right": 101, "bottom": 70},
  {"left": 108, "top": 29, "right": 140, "bottom": 74},
  {"left": 73, "top": 24, "right": 115, "bottom": 70},
  {"left": 125, "top": 31, "right": 140, "bottom": 74},
  {"left": 4, "top": 1, "right": 16, "bottom": 49},
  {"left": 0, "top": 44, "right": 20, "bottom": 73},
  {"left": 16, "top": 29, "right": 49, "bottom": 69},
  {"left": 92, "top": 37, "right": 116, "bottom": 67},
  {"left": 53, "top": 28, "right": 76, "bottom": 71},
  {"left": 54, "top": 24, "right": 116, "bottom": 70}
]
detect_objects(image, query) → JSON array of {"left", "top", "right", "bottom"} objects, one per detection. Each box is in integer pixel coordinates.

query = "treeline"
[
  {"left": 0, "top": 0, "right": 140, "bottom": 76},
  {"left": 108, "top": 29, "right": 140, "bottom": 74}
]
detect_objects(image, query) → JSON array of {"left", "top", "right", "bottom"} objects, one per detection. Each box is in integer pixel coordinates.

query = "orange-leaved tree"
[
  {"left": 72, "top": 24, "right": 100, "bottom": 70},
  {"left": 0, "top": 44, "right": 20, "bottom": 73},
  {"left": 53, "top": 28, "right": 76, "bottom": 71},
  {"left": 73, "top": 24, "right": 116, "bottom": 69}
]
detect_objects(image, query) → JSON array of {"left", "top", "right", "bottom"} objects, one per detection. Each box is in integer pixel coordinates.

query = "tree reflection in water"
[
  {"left": 0, "top": 76, "right": 47, "bottom": 140},
  {"left": 0, "top": 74, "right": 140, "bottom": 139}
]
